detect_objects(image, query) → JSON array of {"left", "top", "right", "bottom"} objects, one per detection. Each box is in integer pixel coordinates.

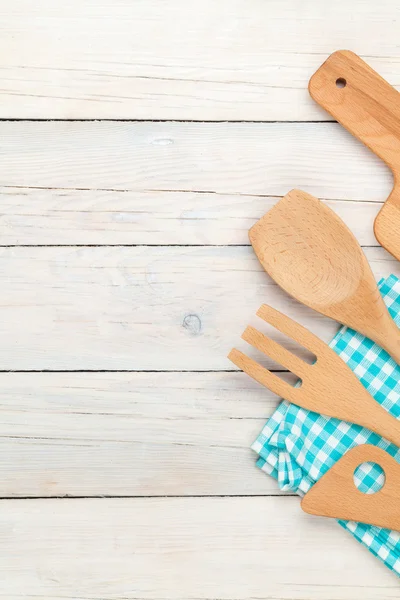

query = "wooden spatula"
[
  {"left": 301, "top": 444, "right": 400, "bottom": 531},
  {"left": 309, "top": 50, "right": 400, "bottom": 262},
  {"left": 249, "top": 189, "right": 400, "bottom": 365},
  {"left": 228, "top": 304, "right": 400, "bottom": 446}
]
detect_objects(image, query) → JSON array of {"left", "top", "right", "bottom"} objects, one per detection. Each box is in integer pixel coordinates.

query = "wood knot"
[{"left": 182, "top": 314, "right": 202, "bottom": 336}]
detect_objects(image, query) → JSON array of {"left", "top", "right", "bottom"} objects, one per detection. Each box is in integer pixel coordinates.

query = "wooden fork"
[{"left": 228, "top": 304, "right": 400, "bottom": 446}]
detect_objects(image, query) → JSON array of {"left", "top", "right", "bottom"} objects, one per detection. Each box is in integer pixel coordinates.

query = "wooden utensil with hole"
[
  {"left": 228, "top": 304, "right": 400, "bottom": 446},
  {"left": 301, "top": 444, "right": 400, "bottom": 530},
  {"left": 309, "top": 49, "right": 400, "bottom": 262},
  {"left": 249, "top": 189, "right": 400, "bottom": 365}
]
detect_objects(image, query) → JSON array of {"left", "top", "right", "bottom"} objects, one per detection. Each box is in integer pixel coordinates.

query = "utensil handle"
[
  {"left": 356, "top": 395, "right": 400, "bottom": 448},
  {"left": 372, "top": 316, "right": 400, "bottom": 372},
  {"left": 374, "top": 188, "right": 400, "bottom": 256},
  {"left": 309, "top": 50, "right": 400, "bottom": 176}
]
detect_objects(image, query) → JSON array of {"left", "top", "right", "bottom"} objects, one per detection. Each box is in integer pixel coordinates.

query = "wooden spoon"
[
  {"left": 301, "top": 444, "right": 400, "bottom": 531},
  {"left": 249, "top": 189, "right": 400, "bottom": 365},
  {"left": 309, "top": 50, "right": 400, "bottom": 261}
]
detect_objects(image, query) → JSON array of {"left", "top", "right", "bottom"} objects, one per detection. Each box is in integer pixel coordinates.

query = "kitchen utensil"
[
  {"left": 249, "top": 189, "right": 400, "bottom": 365},
  {"left": 301, "top": 444, "right": 400, "bottom": 530},
  {"left": 228, "top": 304, "right": 400, "bottom": 446},
  {"left": 309, "top": 49, "right": 400, "bottom": 262}
]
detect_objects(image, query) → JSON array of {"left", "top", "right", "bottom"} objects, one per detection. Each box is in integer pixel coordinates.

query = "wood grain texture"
[
  {"left": 0, "top": 121, "right": 391, "bottom": 245},
  {"left": 2, "top": 2, "right": 400, "bottom": 592},
  {"left": 0, "top": 246, "right": 397, "bottom": 371},
  {"left": 249, "top": 190, "right": 400, "bottom": 364},
  {"left": 230, "top": 302, "right": 400, "bottom": 447},
  {"left": 310, "top": 50, "right": 400, "bottom": 262},
  {"left": 1, "top": 1, "right": 400, "bottom": 119},
  {"left": 0, "top": 188, "right": 382, "bottom": 246},
  {"left": 0, "top": 372, "right": 280, "bottom": 497},
  {"left": 0, "top": 497, "right": 395, "bottom": 599},
  {"left": 0, "top": 122, "right": 390, "bottom": 199},
  {"left": 302, "top": 445, "right": 400, "bottom": 529}
]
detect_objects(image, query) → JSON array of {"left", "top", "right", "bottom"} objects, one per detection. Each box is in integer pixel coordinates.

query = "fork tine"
[
  {"left": 242, "top": 325, "right": 306, "bottom": 378},
  {"left": 228, "top": 348, "right": 298, "bottom": 402},
  {"left": 257, "top": 304, "right": 324, "bottom": 356}
]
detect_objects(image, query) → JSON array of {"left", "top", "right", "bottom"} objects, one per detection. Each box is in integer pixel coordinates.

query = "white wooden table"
[{"left": 1, "top": 1, "right": 400, "bottom": 597}]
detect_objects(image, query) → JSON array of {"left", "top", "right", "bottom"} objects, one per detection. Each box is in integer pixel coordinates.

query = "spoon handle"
[
  {"left": 309, "top": 50, "right": 400, "bottom": 174},
  {"left": 369, "top": 314, "right": 400, "bottom": 369}
]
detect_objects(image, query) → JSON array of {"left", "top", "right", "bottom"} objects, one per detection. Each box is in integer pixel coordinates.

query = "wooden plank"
[
  {"left": 0, "top": 497, "right": 395, "bottom": 598},
  {"left": 0, "top": 187, "right": 382, "bottom": 246},
  {"left": 0, "top": 371, "right": 280, "bottom": 497},
  {"left": 0, "top": 122, "right": 389, "bottom": 199},
  {"left": 0, "top": 121, "right": 391, "bottom": 244},
  {"left": 0, "top": 245, "right": 397, "bottom": 371},
  {"left": 1, "top": 1, "right": 400, "bottom": 120}
]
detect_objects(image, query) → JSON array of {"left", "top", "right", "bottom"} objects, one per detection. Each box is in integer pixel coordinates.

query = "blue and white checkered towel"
[{"left": 252, "top": 274, "right": 400, "bottom": 576}]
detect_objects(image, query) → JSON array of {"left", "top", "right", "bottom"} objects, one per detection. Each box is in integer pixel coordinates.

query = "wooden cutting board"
[
  {"left": 301, "top": 445, "right": 400, "bottom": 531},
  {"left": 309, "top": 50, "right": 400, "bottom": 261}
]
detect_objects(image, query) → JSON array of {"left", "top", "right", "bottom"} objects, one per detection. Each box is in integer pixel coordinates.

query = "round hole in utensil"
[
  {"left": 336, "top": 77, "right": 347, "bottom": 88},
  {"left": 353, "top": 461, "right": 385, "bottom": 494}
]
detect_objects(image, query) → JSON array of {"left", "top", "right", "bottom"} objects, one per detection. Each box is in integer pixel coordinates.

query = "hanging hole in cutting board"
[
  {"left": 336, "top": 77, "right": 347, "bottom": 88},
  {"left": 353, "top": 461, "right": 385, "bottom": 494}
]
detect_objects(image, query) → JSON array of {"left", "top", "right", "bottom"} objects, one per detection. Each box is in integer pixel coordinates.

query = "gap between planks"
[
  {"left": 1, "top": 0, "right": 400, "bottom": 122},
  {"left": 0, "top": 245, "right": 394, "bottom": 371},
  {"left": 0, "top": 497, "right": 393, "bottom": 598},
  {"left": 0, "top": 371, "right": 279, "bottom": 496},
  {"left": 0, "top": 494, "right": 296, "bottom": 500},
  {"left": 0, "top": 244, "right": 382, "bottom": 248},
  {"left": 0, "top": 121, "right": 390, "bottom": 245},
  {"left": 0, "top": 119, "right": 337, "bottom": 123}
]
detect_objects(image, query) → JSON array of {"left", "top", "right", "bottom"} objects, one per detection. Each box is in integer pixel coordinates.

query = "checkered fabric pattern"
[{"left": 252, "top": 274, "right": 400, "bottom": 576}]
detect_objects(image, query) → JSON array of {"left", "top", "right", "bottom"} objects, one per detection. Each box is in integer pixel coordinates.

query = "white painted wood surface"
[
  {"left": 0, "top": 246, "right": 397, "bottom": 370},
  {"left": 0, "top": 372, "right": 278, "bottom": 496},
  {"left": 0, "top": 187, "right": 383, "bottom": 246},
  {"left": 1, "top": 1, "right": 400, "bottom": 597},
  {"left": 0, "top": 122, "right": 391, "bottom": 201},
  {"left": 0, "top": 121, "right": 391, "bottom": 245},
  {"left": 0, "top": 498, "right": 396, "bottom": 599},
  {"left": 1, "top": 0, "right": 400, "bottom": 120}
]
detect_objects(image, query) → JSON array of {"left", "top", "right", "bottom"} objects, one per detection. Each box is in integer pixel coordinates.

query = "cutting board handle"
[
  {"left": 374, "top": 187, "right": 400, "bottom": 250},
  {"left": 309, "top": 50, "right": 400, "bottom": 177},
  {"left": 301, "top": 445, "right": 400, "bottom": 530}
]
